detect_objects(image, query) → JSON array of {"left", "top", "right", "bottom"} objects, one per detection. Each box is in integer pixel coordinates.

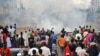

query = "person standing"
[
  {"left": 27, "top": 30, "right": 31, "bottom": 38},
  {"left": 10, "top": 35, "right": 16, "bottom": 48},
  {"left": 28, "top": 44, "right": 39, "bottom": 56},
  {"left": 40, "top": 42, "right": 51, "bottom": 56},
  {"left": 78, "top": 26, "right": 82, "bottom": 34},
  {"left": 32, "top": 50, "right": 38, "bottom": 56},
  {"left": 77, "top": 44, "right": 88, "bottom": 56},
  {"left": 89, "top": 25, "right": 94, "bottom": 33},
  {"left": 8, "top": 25, "right": 15, "bottom": 38},
  {"left": 0, "top": 31, "right": 3, "bottom": 48},
  {"left": 13, "top": 24, "right": 16, "bottom": 36},
  {"left": 3, "top": 26, "right": 9, "bottom": 35},
  {"left": 61, "top": 28, "right": 66, "bottom": 36},
  {"left": 58, "top": 35, "right": 66, "bottom": 56},
  {"left": 69, "top": 39, "right": 77, "bottom": 56},
  {"left": 87, "top": 43, "right": 99, "bottom": 56},
  {"left": 75, "top": 31, "right": 83, "bottom": 41},
  {"left": 38, "top": 49, "right": 44, "bottom": 56},
  {"left": 0, "top": 26, "right": 3, "bottom": 47},
  {"left": 85, "top": 25, "right": 89, "bottom": 32},
  {"left": 50, "top": 32, "right": 57, "bottom": 43},
  {"left": 73, "top": 28, "right": 78, "bottom": 35},
  {"left": 64, "top": 42, "right": 71, "bottom": 56},
  {"left": 0, "top": 43, "right": 11, "bottom": 56},
  {"left": 45, "top": 33, "right": 49, "bottom": 45},
  {"left": 23, "top": 31, "right": 28, "bottom": 47},
  {"left": 83, "top": 29, "right": 88, "bottom": 38},
  {"left": 84, "top": 30, "right": 93, "bottom": 46},
  {"left": 28, "top": 34, "right": 35, "bottom": 48},
  {"left": 18, "top": 32, "right": 25, "bottom": 48},
  {"left": 51, "top": 40, "right": 57, "bottom": 56},
  {"left": 6, "top": 34, "right": 11, "bottom": 48},
  {"left": 15, "top": 34, "right": 19, "bottom": 48},
  {"left": 2, "top": 31, "right": 7, "bottom": 43}
]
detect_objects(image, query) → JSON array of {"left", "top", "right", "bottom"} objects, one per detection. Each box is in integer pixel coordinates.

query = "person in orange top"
[
  {"left": 0, "top": 43, "right": 11, "bottom": 56},
  {"left": 58, "top": 35, "right": 66, "bottom": 56},
  {"left": 58, "top": 35, "right": 66, "bottom": 47}
]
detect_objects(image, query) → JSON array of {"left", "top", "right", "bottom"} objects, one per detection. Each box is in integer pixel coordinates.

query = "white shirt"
[
  {"left": 98, "top": 53, "right": 100, "bottom": 56},
  {"left": 75, "top": 33, "right": 82, "bottom": 40},
  {"left": 23, "top": 32, "right": 28, "bottom": 46},
  {"left": 27, "top": 31, "right": 31, "bottom": 38},
  {"left": 78, "top": 49, "right": 87, "bottom": 56},
  {"left": 83, "top": 31, "right": 88, "bottom": 37},
  {"left": 28, "top": 47, "right": 39, "bottom": 55},
  {"left": 6, "top": 37, "right": 11, "bottom": 48},
  {"left": 8, "top": 28, "right": 15, "bottom": 37},
  {"left": 75, "top": 47, "right": 82, "bottom": 54},
  {"left": 17, "top": 53, "right": 22, "bottom": 56},
  {"left": 64, "top": 35, "right": 70, "bottom": 42},
  {"left": 41, "top": 46, "right": 51, "bottom": 56}
]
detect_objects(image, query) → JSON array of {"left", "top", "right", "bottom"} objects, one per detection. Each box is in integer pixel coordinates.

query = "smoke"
[{"left": 0, "top": 0, "right": 91, "bottom": 32}]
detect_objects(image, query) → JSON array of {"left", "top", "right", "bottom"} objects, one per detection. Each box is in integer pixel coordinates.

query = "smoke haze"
[{"left": 0, "top": 0, "right": 91, "bottom": 32}]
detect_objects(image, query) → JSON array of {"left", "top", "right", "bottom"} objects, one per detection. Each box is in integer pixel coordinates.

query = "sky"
[{"left": 0, "top": 0, "right": 91, "bottom": 32}]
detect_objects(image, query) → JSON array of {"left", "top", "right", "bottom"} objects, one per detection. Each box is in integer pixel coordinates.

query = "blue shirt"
[
  {"left": 50, "top": 34, "right": 57, "bottom": 41},
  {"left": 40, "top": 35, "right": 45, "bottom": 41}
]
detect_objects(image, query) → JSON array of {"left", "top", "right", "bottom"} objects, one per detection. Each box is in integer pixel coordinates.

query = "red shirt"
[
  {"left": 0, "top": 47, "right": 11, "bottom": 56},
  {"left": 64, "top": 46, "right": 71, "bottom": 56},
  {"left": 3, "top": 33, "right": 7, "bottom": 43}
]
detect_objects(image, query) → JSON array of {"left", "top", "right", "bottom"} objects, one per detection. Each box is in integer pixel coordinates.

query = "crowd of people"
[
  {"left": 58, "top": 25, "right": 100, "bottom": 56},
  {"left": 0, "top": 24, "right": 100, "bottom": 56}
]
